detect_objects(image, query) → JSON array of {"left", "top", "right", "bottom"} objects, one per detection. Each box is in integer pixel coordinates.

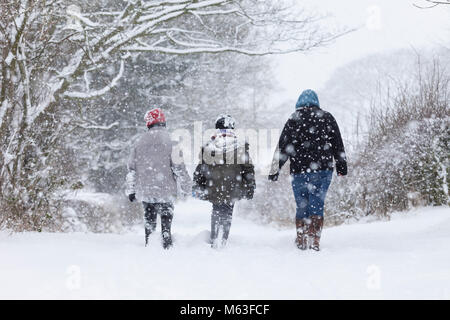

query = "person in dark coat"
[
  {"left": 268, "top": 89, "right": 347, "bottom": 251},
  {"left": 193, "top": 115, "right": 255, "bottom": 248},
  {"left": 126, "top": 108, "right": 191, "bottom": 248}
]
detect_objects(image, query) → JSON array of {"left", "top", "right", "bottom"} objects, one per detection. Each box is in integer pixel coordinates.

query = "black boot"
[
  {"left": 143, "top": 203, "right": 157, "bottom": 247},
  {"left": 161, "top": 231, "right": 172, "bottom": 249},
  {"left": 211, "top": 203, "right": 234, "bottom": 248},
  {"left": 144, "top": 228, "right": 151, "bottom": 247},
  {"left": 161, "top": 212, "right": 173, "bottom": 250},
  {"left": 221, "top": 215, "right": 232, "bottom": 247},
  {"left": 145, "top": 221, "right": 157, "bottom": 246},
  {"left": 210, "top": 211, "right": 220, "bottom": 248}
]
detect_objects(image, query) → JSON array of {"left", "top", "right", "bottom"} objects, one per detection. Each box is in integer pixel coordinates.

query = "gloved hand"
[
  {"left": 268, "top": 173, "right": 279, "bottom": 182},
  {"left": 128, "top": 193, "right": 136, "bottom": 202}
]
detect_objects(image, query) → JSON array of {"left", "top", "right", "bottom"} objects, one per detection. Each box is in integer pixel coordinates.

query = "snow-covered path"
[{"left": 0, "top": 201, "right": 449, "bottom": 299}]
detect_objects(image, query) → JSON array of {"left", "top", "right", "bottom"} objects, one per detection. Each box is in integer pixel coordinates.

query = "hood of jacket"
[
  {"left": 201, "top": 129, "right": 245, "bottom": 165},
  {"left": 296, "top": 89, "right": 320, "bottom": 109},
  {"left": 204, "top": 129, "right": 239, "bottom": 155}
]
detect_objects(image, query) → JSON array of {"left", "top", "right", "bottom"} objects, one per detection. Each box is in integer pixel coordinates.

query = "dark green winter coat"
[{"left": 193, "top": 130, "right": 255, "bottom": 205}]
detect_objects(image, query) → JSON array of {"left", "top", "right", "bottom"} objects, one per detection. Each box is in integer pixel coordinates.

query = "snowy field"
[{"left": 0, "top": 200, "right": 449, "bottom": 300}]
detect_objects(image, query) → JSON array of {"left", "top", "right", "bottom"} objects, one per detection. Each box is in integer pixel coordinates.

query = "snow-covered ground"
[{"left": 0, "top": 201, "right": 449, "bottom": 299}]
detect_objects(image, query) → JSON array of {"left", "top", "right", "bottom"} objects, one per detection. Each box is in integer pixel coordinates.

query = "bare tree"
[
  {"left": 0, "top": 0, "right": 348, "bottom": 231},
  {"left": 414, "top": 0, "right": 450, "bottom": 8}
]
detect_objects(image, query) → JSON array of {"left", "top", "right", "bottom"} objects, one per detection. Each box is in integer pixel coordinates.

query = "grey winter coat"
[{"left": 126, "top": 125, "right": 191, "bottom": 203}]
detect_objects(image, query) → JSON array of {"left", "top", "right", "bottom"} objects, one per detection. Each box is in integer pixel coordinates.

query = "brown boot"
[
  {"left": 309, "top": 215, "right": 324, "bottom": 251},
  {"left": 295, "top": 219, "right": 308, "bottom": 250}
]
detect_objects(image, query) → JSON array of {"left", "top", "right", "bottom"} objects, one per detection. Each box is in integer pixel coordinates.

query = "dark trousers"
[
  {"left": 211, "top": 202, "right": 234, "bottom": 242},
  {"left": 143, "top": 202, "right": 173, "bottom": 246}
]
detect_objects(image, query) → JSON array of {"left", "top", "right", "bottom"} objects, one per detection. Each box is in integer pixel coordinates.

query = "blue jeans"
[{"left": 291, "top": 170, "right": 333, "bottom": 219}]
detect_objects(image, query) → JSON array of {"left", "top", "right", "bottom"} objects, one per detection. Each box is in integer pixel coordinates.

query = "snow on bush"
[
  {"left": 62, "top": 191, "right": 141, "bottom": 233},
  {"left": 326, "top": 61, "right": 449, "bottom": 224},
  {"left": 239, "top": 57, "right": 449, "bottom": 227}
]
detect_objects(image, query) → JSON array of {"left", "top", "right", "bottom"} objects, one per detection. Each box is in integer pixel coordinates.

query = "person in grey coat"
[{"left": 126, "top": 108, "right": 191, "bottom": 248}]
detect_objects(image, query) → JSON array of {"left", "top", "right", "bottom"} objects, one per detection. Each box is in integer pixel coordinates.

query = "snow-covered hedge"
[
  {"left": 62, "top": 191, "right": 142, "bottom": 233},
  {"left": 326, "top": 63, "right": 449, "bottom": 225},
  {"left": 239, "top": 59, "right": 449, "bottom": 226}
]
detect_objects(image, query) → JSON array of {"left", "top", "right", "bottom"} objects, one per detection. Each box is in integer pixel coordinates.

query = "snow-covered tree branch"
[
  {"left": 414, "top": 0, "right": 450, "bottom": 9},
  {"left": 0, "top": 0, "right": 347, "bottom": 231}
]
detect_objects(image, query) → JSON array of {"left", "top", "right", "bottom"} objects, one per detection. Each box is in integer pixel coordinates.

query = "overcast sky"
[{"left": 273, "top": 0, "right": 450, "bottom": 105}]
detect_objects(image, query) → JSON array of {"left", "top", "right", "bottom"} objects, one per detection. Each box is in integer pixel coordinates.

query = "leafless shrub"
[
  {"left": 62, "top": 194, "right": 141, "bottom": 233},
  {"left": 326, "top": 59, "right": 449, "bottom": 224},
  {"left": 240, "top": 57, "right": 449, "bottom": 227}
]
